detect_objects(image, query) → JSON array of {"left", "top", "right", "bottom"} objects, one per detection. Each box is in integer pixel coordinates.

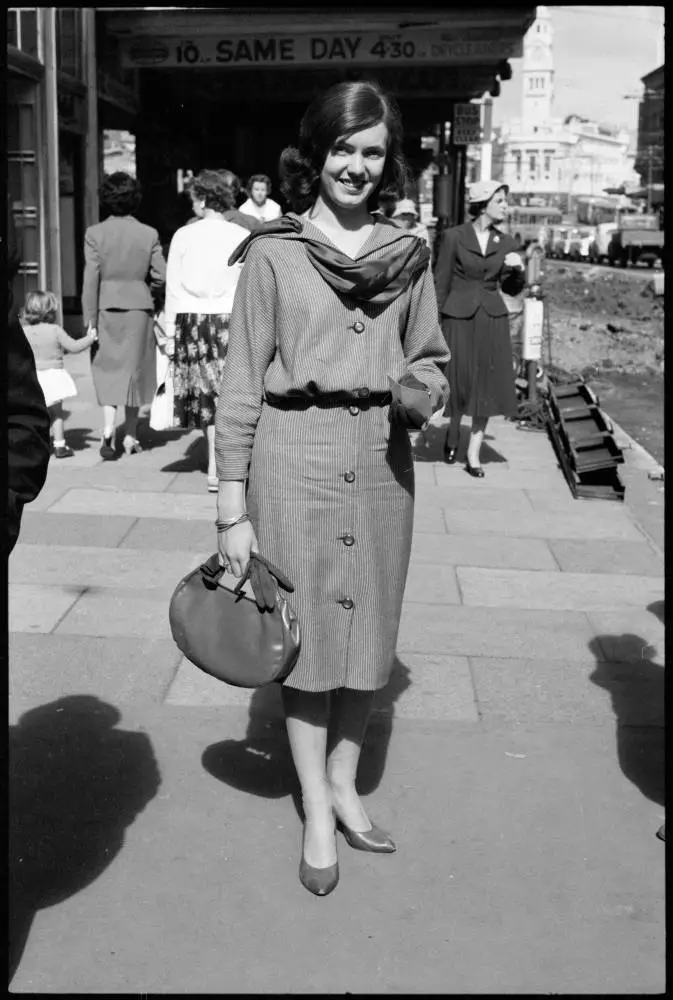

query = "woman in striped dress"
[{"left": 214, "top": 81, "right": 449, "bottom": 896}]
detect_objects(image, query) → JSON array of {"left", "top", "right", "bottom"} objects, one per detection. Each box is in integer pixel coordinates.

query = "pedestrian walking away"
[
  {"left": 214, "top": 80, "right": 449, "bottom": 897},
  {"left": 81, "top": 171, "right": 166, "bottom": 460},
  {"left": 434, "top": 179, "right": 526, "bottom": 476},
  {"left": 165, "top": 169, "right": 249, "bottom": 492},
  {"left": 184, "top": 174, "right": 262, "bottom": 233},
  {"left": 239, "top": 172, "right": 283, "bottom": 223},
  {"left": 21, "top": 291, "right": 97, "bottom": 458}
]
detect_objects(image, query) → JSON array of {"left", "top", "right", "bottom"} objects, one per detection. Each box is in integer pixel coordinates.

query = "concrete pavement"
[{"left": 8, "top": 351, "right": 665, "bottom": 993}]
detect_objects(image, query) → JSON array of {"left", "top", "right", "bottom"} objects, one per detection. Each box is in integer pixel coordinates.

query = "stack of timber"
[{"left": 546, "top": 381, "right": 626, "bottom": 501}]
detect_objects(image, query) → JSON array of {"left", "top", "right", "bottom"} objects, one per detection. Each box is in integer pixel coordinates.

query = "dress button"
[
  {"left": 353, "top": 321, "right": 365, "bottom": 334},
  {"left": 348, "top": 404, "right": 360, "bottom": 416},
  {"left": 357, "top": 387, "right": 370, "bottom": 398},
  {"left": 342, "top": 533, "right": 355, "bottom": 547},
  {"left": 341, "top": 598, "right": 354, "bottom": 610},
  {"left": 344, "top": 471, "right": 356, "bottom": 483}
]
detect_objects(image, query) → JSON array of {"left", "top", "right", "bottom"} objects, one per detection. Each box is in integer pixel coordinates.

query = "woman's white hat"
[
  {"left": 467, "top": 180, "right": 509, "bottom": 204},
  {"left": 392, "top": 198, "right": 420, "bottom": 218}
]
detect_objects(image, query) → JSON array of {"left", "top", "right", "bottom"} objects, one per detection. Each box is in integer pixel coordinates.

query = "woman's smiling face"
[{"left": 319, "top": 122, "right": 388, "bottom": 212}]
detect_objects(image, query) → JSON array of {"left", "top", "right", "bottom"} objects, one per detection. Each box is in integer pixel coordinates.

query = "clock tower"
[{"left": 522, "top": 5, "right": 554, "bottom": 131}]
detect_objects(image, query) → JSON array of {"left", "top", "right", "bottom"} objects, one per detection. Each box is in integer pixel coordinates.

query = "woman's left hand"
[{"left": 504, "top": 251, "right": 524, "bottom": 268}]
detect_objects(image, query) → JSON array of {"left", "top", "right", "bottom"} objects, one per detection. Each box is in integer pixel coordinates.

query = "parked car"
[{"left": 568, "top": 226, "right": 596, "bottom": 261}]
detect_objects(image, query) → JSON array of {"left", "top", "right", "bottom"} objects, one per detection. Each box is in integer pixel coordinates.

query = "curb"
[{"left": 605, "top": 413, "right": 664, "bottom": 473}]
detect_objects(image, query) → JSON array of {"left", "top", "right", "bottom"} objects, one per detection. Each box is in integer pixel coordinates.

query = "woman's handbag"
[
  {"left": 150, "top": 347, "right": 177, "bottom": 431},
  {"left": 168, "top": 552, "right": 301, "bottom": 687}
]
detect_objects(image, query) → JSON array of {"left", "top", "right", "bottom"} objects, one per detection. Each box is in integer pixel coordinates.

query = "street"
[{"left": 8, "top": 350, "right": 665, "bottom": 994}]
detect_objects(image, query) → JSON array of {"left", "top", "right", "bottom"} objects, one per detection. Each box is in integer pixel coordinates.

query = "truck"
[{"left": 590, "top": 212, "right": 664, "bottom": 268}]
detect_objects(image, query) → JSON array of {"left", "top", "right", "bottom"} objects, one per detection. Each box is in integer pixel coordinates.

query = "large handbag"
[{"left": 168, "top": 552, "right": 301, "bottom": 687}]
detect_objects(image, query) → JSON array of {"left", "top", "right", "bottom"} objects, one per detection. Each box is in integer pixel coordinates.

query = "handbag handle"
[{"left": 200, "top": 552, "right": 295, "bottom": 612}]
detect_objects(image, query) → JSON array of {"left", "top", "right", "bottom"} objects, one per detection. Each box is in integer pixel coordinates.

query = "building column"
[
  {"left": 41, "top": 8, "right": 62, "bottom": 316},
  {"left": 83, "top": 8, "right": 100, "bottom": 228},
  {"left": 480, "top": 98, "right": 493, "bottom": 181}
]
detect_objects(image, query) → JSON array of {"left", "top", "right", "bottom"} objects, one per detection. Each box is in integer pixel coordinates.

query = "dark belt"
[{"left": 264, "top": 390, "right": 392, "bottom": 410}]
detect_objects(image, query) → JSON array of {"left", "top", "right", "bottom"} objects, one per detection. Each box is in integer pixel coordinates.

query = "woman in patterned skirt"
[
  {"left": 214, "top": 81, "right": 449, "bottom": 896},
  {"left": 164, "top": 169, "right": 249, "bottom": 491}
]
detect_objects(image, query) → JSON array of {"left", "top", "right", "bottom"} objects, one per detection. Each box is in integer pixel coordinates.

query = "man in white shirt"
[{"left": 239, "top": 174, "right": 283, "bottom": 223}]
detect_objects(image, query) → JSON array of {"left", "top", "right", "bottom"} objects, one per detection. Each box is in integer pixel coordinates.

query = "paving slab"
[
  {"left": 414, "top": 484, "right": 534, "bottom": 513},
  {"left": 12, "top": 512, "right": 137, "bottom": 549},
  {"left": 9, "top": 584, "right": 83, "bottom": 634},
  {"left": 25, "top": 483, "right": 70, "bottom": 512},
  {"left": 119, "top": 517, "right": 216, "bottom": 553},
  {"left": 585, "top": 609, "right": 665, "bottom": 665},
  {"left": 8, "top": 634, "right": 182, "bottom": 715},
  {"left": 456, "top": 567, "right": 663, "bottom": 612},
  {"left": 524, "top": 488, "right": 608, "bottom": 513},
  {"left": 164, "top": 470, "right": 213, "bottom": 494},
  {"left": 8, "top": 714, "right": 664, "bottom": 994},
  {"left": 44, "top": 464, "right": 178, "bottom": 492},
  {"left": 165, "top": 653, "right": 478, "bottom": 724},
  {"left": 54, "top": 588, "right": 173, "bottom": 640},
  {"left": 434, "top": 466, "right": 567, "bottom": 491},
  {"left": 469, "top": 656, "right": 665, "bottom": 726},
  {"left": 48, "top": 488, "right": 217, "bottom": 521},
  {"left": 411, "top": 504, "right": 446, "bottom": 533},
  {"left": 442, "top": 505, "right": 644, "bottom": 541},
  {"left": 410, "top": 532, "right": 557, "bottom": 570},
  {"left": 397, "top": 605, "right": 599, "bottom": 661},
  {"left": 548, "top": 538, "right": 664, "bottom": 576},
  {"left": 403, "top": 563, "right": 461, "bottom": 604},
  {"left": 9, "top": 545, "right": 201, "bottom": 594}
]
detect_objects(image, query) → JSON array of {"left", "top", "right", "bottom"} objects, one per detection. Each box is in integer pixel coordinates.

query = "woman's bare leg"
[
  {"left": 102, "top": 405, "right": 117, "bottom": 438},
  {"left": 49, "top": 401, "right": 65, "bottom": 444},
  {"left": 282, "top": 688, "right": 336, "bottom": 868},
  {"left": 326, "top": 688, "right": 377, "bottom": 832},
  {"left": 467, "top": 415, "right": 489, "bottom": 467}
]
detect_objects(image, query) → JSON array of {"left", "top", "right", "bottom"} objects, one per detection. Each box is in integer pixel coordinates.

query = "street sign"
[
  {"left": 120, "top": 30, "right": 519, "bottom": 70},
  {"left": 452, "top": 103, "right": 482, "bottom": 145}
]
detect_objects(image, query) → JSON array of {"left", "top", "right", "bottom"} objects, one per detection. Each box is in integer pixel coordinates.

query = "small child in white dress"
[{"left": 21, "top": 290, "right": 97, "bottom": 458}]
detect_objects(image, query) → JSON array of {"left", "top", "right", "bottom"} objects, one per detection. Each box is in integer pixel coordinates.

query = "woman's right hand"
[{"left": 218, "top": 520, "right": 259, "bottom": 579}]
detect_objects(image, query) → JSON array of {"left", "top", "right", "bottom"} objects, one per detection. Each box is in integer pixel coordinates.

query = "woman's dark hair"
[
  {"left": 191, "top": 169, "right": 240, "bottom": 214},
  {"left": 99, "top": 172, "right": 142, "bottom": 216},
  {"left": 247, "top": 173, "right": 272, "bottom": 194},
  {"left": 279, "top": 80, "right": 408, "bottom": 214},
  {"left": 467, "top": 200, "right": 490, "bottom": 220}
]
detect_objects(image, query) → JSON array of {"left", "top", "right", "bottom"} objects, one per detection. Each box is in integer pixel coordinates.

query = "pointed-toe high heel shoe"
[
  {"left": 336, "top": 819, "right": 396, "bottom": 853},
  {"left": 298, "top": 856, "right": 339, "bottom": 896},
  {"left": 123, "top": 435, "right": 143, "bottom": 456},
  {"left": 465, "top": 460, "right": 485, "bottom": 478},
  {"left": 443, "top": 445, "right": 458, "bottom": 464}
]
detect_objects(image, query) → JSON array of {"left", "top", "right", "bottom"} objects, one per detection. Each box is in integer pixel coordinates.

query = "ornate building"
[{"left": 491, "top": 6, "right": 638, "bottom": 211}]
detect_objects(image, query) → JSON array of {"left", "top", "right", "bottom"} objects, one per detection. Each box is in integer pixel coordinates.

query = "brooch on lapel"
[{"left": 493, "top": 235, "right": 500, "bottom": 244}]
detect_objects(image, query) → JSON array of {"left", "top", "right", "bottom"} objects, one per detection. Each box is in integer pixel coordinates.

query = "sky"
[{"left": 493, "top": 5, "right": 665, "bottom": 139}]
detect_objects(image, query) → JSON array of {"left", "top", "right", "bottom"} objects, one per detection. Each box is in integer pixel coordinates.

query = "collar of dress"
[{"left": 228, "top": 212, "right": 430, "bottom": 305}]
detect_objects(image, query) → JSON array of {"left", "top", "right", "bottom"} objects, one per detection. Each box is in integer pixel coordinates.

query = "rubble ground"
[{"left": 539, "top": 264, "right": 664, "bottom": 379}]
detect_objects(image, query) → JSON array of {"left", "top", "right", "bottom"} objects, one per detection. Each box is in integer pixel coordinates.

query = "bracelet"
[{"left": 215, "top": 513, "right": 250, "bottom": 533}]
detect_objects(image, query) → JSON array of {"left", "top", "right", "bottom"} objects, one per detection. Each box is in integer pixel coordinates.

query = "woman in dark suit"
[
  {"left": 81, "top": 172, "right": 166, "bottom": 460},
  {"left": 434, "top": 180, "right": 525, "bottom": 476}
]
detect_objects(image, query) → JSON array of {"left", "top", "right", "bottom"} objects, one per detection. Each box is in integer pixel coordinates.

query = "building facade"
[
  {"left": 491, "top": 6, "right": 638, "bottom": 212},
  {"left": 635, "top": 65, "right": 664, "bottom": 197}
]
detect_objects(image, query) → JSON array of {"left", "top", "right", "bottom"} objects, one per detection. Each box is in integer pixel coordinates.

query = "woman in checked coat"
[{"left": 214, "top": 81, "right": 449, "bottom": 896}]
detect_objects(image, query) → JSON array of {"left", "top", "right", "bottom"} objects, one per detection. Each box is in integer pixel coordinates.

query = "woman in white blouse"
[{"left": 164, "top": 169, "right": 249, "bottom": 491}]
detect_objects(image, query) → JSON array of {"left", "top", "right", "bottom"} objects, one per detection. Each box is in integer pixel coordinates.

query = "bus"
[{"left": 504, "top": 206, "right": 564, "bottom": 248}]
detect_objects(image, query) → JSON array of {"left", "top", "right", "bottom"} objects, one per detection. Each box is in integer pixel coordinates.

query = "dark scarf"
[{"left": 229, "top": 213, "right": 430, "bottom": 306}]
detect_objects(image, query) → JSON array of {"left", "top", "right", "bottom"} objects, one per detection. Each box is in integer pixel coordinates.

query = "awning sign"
[
  {"left": 452, "top": 103, "right": 482, "bottom": 145},
  {"left": 121, "top": 31, "right": 519, "bottom": 69}
]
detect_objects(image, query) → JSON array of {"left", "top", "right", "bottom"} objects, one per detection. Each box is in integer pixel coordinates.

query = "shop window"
[
  {"left": 7, "top": 77, "right": 42, "bottom": 302},
  {"left": 8, "top": 8, "right": 39, "bottom": 59},
  {"left": 57, "top": 8, "right": 82, "bottom": 80},
  {"left": 514, "top": 151, "right": 522, "bottom": 181}
]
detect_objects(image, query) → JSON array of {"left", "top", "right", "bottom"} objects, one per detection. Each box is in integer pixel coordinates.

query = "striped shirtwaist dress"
[{"left": 214, "top": 218, "right": 449, "bottom": 692}]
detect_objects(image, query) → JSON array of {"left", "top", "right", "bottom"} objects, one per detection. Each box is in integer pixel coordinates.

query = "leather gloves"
[{"left": 236, "top": 552, "right": 295, "bottom": 611}]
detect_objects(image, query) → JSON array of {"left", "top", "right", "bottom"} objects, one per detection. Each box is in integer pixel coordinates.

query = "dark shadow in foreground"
[
  {"left": 202, "top": 657, "right": 412, "bottom": 819},
  {"left": 412, "top": 421, "right": 507, "bottom": 465},
  {"left": 9, "top": 696, "right": 161, "bottom": 985},
  {"left": 588, "top": 600, "right": 665, "bottom": 811}
]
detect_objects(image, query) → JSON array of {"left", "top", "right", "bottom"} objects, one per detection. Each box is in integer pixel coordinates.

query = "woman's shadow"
[
  {"left": 9, "top": 696, "right": 161, "bottom": 984},
  {"left": 412, "top": 422, "right": 506, "bottom": 465},
  {"left": 201, "top": 658, "right": 412, "bottom": 818},
  {"left": 588, "top": 600, "right": 665, "bottom": 809}
]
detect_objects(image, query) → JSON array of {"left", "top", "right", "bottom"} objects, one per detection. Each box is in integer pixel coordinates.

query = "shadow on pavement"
[
  {"left": 160, "top": 434, "right": 206, "bottom": 473},
  {"left": 588, "top": 600, "right": 665, "bottom": 810},
  {"left": 58, "top": 422, "right": 96, "bottom": 453},
  {"left": 9, "top": 696, "right": 161, "bottom": 985},
  {"left": 412, "top": 421, "right": 507, "bottom": 465},
  {"left": 201, "top": 657, "right": 412, "bottom": 816}
]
